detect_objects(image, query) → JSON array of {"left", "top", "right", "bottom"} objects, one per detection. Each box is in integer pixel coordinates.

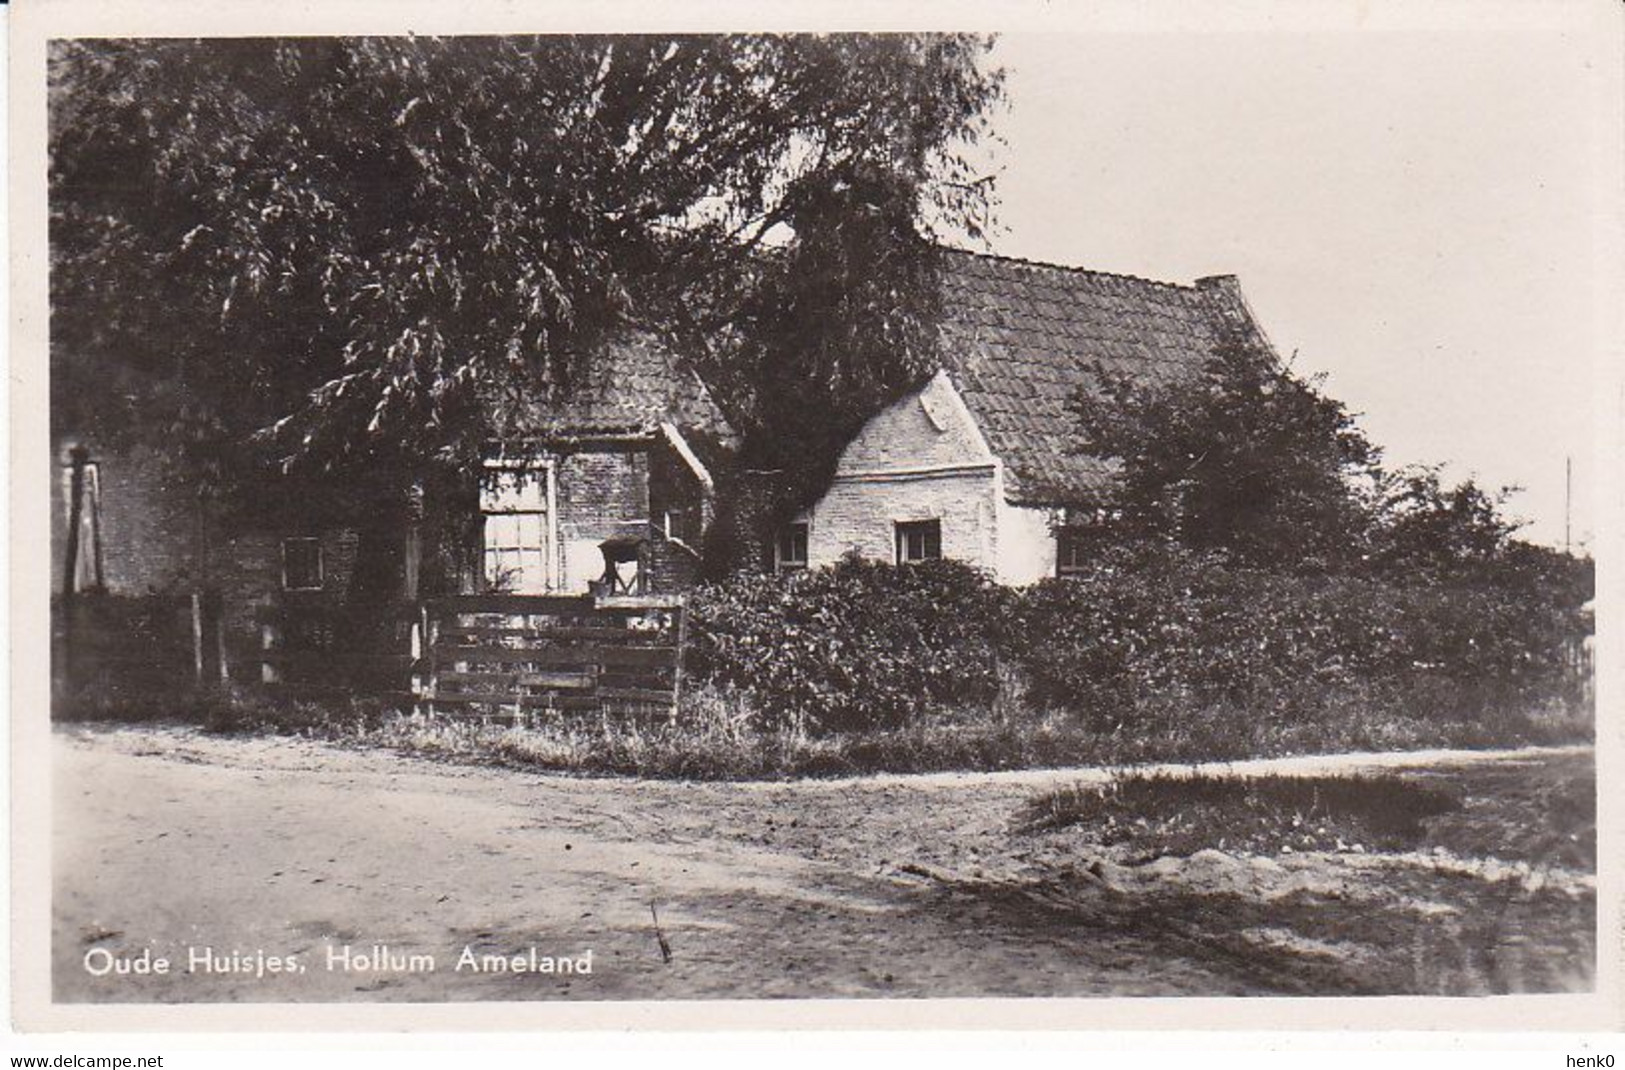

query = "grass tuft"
[{"left": 1022, "top": 772, "right": 1462, "bottom": 857}]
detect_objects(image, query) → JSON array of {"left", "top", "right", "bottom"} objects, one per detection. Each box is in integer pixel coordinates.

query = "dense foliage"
[
  {"left": 51, "top": 35, "right": 1003, "bottom": 509},
  {"left": 1057, "top": 324, "right": 1591, "bottom": 737},
  {"left": 1070, "top": 330, "right": 1381, "bottom": 569},
  {"left": 1066, "top": 327, "right": 1569, "bottom": 583},
  {"left": 687, "top": 542, "right": 1591, "bottom": 740},
  {"left": 685, "top": 556, "right": 1009, "bottom": 731},
  {"left": 1012, "top": 543, "right": 1592, "bottom": 730}
]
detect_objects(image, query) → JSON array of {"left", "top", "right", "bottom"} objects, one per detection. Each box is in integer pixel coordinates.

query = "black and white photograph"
[{"left": 10, "top": 0, "right": 1623, "bottom": 1037}]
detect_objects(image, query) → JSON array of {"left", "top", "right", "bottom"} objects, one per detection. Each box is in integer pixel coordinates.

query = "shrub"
[
  {"left": 684, "top": 541, "right": 1589, "bottom": 748},
  {"left": 197, "top": 687, "right": 393, "bottom": 736},
  {"left": 686, "top": 556, "right": 1010, "bottom": 731},
  {"left": 1011, "top": 543, "right": 1592, "bottom": 729}
]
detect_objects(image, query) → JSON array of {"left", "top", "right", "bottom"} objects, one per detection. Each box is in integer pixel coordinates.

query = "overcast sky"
[{"left": 975, "top": 27, "right": 1606, "bottom": 550}]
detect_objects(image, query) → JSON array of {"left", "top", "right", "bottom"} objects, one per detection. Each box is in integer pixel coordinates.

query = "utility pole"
[{"left": 1565, "top": 455, "right": 1572, "bottom": 554}]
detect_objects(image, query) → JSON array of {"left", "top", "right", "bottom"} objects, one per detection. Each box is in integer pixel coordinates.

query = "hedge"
[
  {"left": 685, "top": 545, "right": 1592, "bottom": 735},
  {"left": 685, "top": 556, "right": 1009, "bottom": 731},
  {"left": 1012, "top": 545, "right": 1591, "bottom": 729}
]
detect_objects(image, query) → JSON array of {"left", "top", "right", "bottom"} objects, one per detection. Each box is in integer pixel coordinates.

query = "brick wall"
[
  {"left": 553, "top": 446, "right": 650, "bottom": 592},
  {"left": 59, "top": 430, "right": 713, "bottom": 683},
  {"left": 808, "top": 469, "right": 998, "bottom": 570},
  {"left": 800, "top": 372, "right": 1002, "bottom": 573},
  {"left": 646, "top": 437, "right": 708, "bottom": 592},
  {"left": 835, "top": 369, "right": 994, "bottom": 473},
  {"left": 210, "top": 527, "right": 362, "bottom": 667},
  {"left": 648, "top": 437, "right": 707, "bottom": 543},
  {"left": 646, "top": 536, "right": 703, "bottom": 592},
  {"left": 50, "top": 436, "right": 386, "bottom": 681}
]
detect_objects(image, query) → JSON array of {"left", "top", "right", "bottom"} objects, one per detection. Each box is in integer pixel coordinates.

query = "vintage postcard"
[{"left": 9, "top": 0, "right": 1624, "bottom": 1037}]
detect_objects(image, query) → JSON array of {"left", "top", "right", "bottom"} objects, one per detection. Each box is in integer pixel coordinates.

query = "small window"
[
  {"left": 775, "top": 522, "right": 809, "bottom": 571},
  {"left": 282, "top": 537, "right": 324, "bottom": 591},
  {"left": 665, "top": 507, "right": 701, "bottom": 547},
  {"left": 895, "top": 519, "right": 942, "bottom": 564},
  {"left": 1056, "top": 529, "right": 1090, "bottom": 576}
]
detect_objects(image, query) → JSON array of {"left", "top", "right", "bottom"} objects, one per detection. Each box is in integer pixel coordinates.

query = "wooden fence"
[{"left": 415, "top": 594, "right": 685, "bottom": 724}]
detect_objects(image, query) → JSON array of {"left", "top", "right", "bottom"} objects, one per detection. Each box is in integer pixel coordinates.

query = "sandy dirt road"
[{"left": 49, "top": 725, "right": 1591, "bottom": 1002}]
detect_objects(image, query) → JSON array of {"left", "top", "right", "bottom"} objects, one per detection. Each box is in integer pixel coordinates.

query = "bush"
[
  {"left": 686, "top": 556, "right": 1011, "bottom": 731},
  {"left": 55, "top": 547, "right": 1590, "bottom": 777},
  {"left": 1012, "top": 543, "right": 1592, "bottom": 729},
  {"left": 684, "top": 542, "right": 1589, "bottom": 749},
  {"left": 53, "top": 677, "right": 212, "bottom": 725},
  {"left": 197, "top": 687, "right": 393, "bottom": 736}
]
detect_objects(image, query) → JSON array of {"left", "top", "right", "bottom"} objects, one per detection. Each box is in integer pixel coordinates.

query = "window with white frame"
[
  {"left": 481, "top": 464, "right": 553, "bottom": 593},
  {"left": 894, "top": 519, "right": 942, "bottom": 564},
  {"left": 775, "top": 521, "right": 809, "bottom": 571}
]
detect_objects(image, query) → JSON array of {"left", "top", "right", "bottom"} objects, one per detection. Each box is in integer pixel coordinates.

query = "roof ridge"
[{"left": 937, "top": 244, "right": 1207, "bottom": 294}]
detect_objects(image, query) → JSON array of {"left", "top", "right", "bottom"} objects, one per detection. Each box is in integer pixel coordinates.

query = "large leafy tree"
[
  {"left": 50, "top": 35, "right": 1003, "bottom": 513},
  {"left": 1068, "top": 331, "right": 1593, "bottom": 606},
  {"left": 1069, "top": 331, "right": 1382, "bottom": 570},
  {"left": 1368, "top": 465, "right": 1591, "bottom": 608},
  {"left": 1369, "top": 465, "right": 1519, "bottom": 576}
]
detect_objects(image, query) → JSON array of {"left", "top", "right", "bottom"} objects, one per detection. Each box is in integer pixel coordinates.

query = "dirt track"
[{"left": 50, "top": 726, "right": 1594, "bottom": 1002}]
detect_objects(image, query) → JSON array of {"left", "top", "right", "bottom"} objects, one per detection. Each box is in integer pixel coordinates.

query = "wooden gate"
[{"left": 415, "top": 594, "right": 684, "bottom": 723}]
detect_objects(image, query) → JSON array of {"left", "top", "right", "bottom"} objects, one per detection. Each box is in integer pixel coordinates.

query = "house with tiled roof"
[
  {"left": 475, "top": 331, "right": 740, "bottom": 596},
  {"left": 55, "top": 249, "right": 1271, "bottom": 628},
  {"left": 53, "top": 247, "right": 1274, "bottom": 689},
  {"left": 51, "top": 329, "right": 742, "bottom": 669},
  {"left": 770, "top": 249, "right": 1273, "bottom": 583}
]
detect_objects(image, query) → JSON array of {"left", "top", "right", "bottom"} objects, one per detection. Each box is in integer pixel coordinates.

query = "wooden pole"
[
  {"left": 59, "top": 447, "right": 90, "bottom": 689},
  {"left": 670, "top": 602, "right": 687, "bottom": 726},
  {"left": 62, "top": 446, "right": 88, "bottom": 596},
  {"left": 215, "top": 599, "right": 230, "bottom": 685},
  {"left": 409, "top": 604, "right": 428, "bottom": 715},
  {"left": 402, "top": 525, "right": 422, "bottom": 604},
  {"left": 87, "top": 464, "right": 105, "bottom": 589},
  {"left": 191, "top": 592, "right": 205, "bottom": 685}
]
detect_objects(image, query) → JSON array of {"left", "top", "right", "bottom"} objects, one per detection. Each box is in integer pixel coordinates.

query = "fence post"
[
  {"left": 191, "top": 591, "right": 205, "bottom": 685},
  {"left": 58, "top": 449, "right": 90, "bottom": 689},
  {"left": 422, "top": 602, "right": 437, "bottom": 718},
  {"left": 670, "top": 603, "right": 687, "bottom": 726},
  {"left": 261, "top": 621, "right": 281, "bottom": 684},
  {"left": 214, "top": 593, "right": 229, "bottom": 686},
  {"left": 409, "top": 603, "right": 425, "bottom": 715}
]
